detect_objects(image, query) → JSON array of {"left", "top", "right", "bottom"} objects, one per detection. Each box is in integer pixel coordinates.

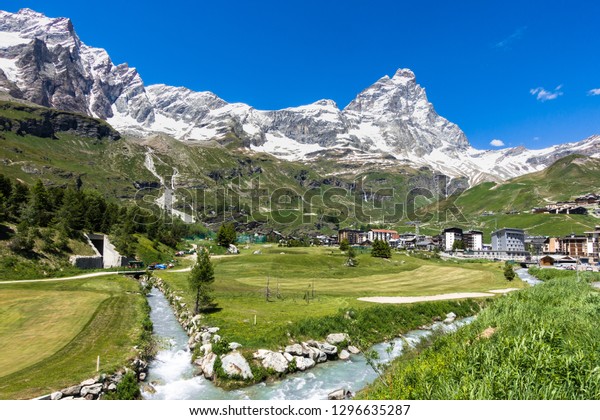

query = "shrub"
[{"left": 102, "top": 372, "right": 140, "bottom": 400}]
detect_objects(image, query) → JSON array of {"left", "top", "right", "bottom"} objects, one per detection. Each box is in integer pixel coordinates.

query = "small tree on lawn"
[
  {"left": 504, "top": 262, "right": 515, "bottom": 281},
  {"left": 216, "top": 222, "right": 236, "bottom": 248},
  {"left": 371, "top": 239, "right": 392, "bottom": 259},
  {"left": 189, "top": 249, "right": 215, "bottom": 314},
  {"left": 346, "top": 246, "right": 359, "bottom": 267},
  {"left": 339, "top": 238, "right": 350, "bottom": 251}
]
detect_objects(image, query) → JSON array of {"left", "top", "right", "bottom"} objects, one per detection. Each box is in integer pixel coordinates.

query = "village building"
[
  {"left": 560, "top": 233, "right": 588, "bottom": 259},
  {"left": 463, "top": 230, "right": 483, "bottom": 251},
  {"left": 338, "top": 229, "right": 364, "bottom": 245},
  {"left": 585, "top": 226, "right": 600, "bottom": 263},
  {"left": 368, "top": 229, "right": 399, "bottom": 242},
  {"left": 491, "top": 228, "right": 526, "bottom": 252},
  {"left": 442, "top": 227, "right": 463, "bottom": 251}
]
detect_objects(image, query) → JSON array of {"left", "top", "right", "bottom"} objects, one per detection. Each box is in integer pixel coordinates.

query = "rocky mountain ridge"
[{"left": 1, "top": 8, "right": 599, "bottom": 185}]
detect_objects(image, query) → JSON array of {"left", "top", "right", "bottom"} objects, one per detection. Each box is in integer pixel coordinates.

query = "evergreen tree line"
[{"left": 0, "top": 174, "right": 201, "bottom": 257}]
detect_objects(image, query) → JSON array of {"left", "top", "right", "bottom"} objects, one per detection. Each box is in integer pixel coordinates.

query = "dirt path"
[
  {"left": 0, "top": 271, "right": 127, "bottom": 285},
  {"left": 358, "top": 288, "right": 520, "bottom": 304},
  {"left": 0, "top": 254, "right": 239, "bottom": 284}
]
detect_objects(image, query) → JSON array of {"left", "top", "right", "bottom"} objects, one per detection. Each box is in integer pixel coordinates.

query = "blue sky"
[{"left": 3, "top": 1, "right": 600, "bottom": 150}]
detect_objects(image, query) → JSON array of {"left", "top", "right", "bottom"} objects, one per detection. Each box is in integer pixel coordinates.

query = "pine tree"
[
  {"left": 58, "top": 187, "right": 86, "bottom": 232},
  {"left": 25, "top": 180, "right": 52, "bottom": 227},
  {"left": 339, "top": 238, "right": 350, "bottom": 251},
  {"left": 216, "top": 222, "right": 236, "bottom": 248},
  {"left": 8, "top": 182, "right": 29, "bottom": 220},
  {"left": 371, "top": 239, "right": 392, "bottom": 258},
  {"left": 504, "top": 262, "right": 515, "bottom": 281},
  {"left": 189, "top": 249, "right": 215, "bottom": 314}
]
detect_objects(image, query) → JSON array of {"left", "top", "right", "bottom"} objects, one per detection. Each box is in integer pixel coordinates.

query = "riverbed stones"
[
  {"left": 326, "top": 333, "right": 349, "bottom": 345},
  {"left": 444, "top": 312, "right": 457, "bottom": 324},
  {"left": 80, "top": 378, "right": 97, "bottom": 387},
  {"left": 304, "top": 346, "right": 327, "bottom": 363},
  {"left": 212, "top": 334, "right": 221, "bottom": 343},
  {"left": 262, "top": 351, "right": 288, "bottom": 373},
  {"left": 283, "top": 352, "right": 294, "bottom": 362},
  {"left": 328, "top": 388, "right": 352, "bottom": 400},
  {"left": 294, "top": 356, "right": 315, "bottom": 371},
  {"left": 220, "top": 352, "right": 253, "bottom": 380},
  {"left": 318, "top": 342, "right": 338, "bottom": 358},
  {"left": 201, "top": 352, "right": 217, "bottom": 379},
  {"left": 207, "top": 327, "right": 220, "bottom": 334},
  {"left": 201, "top": 331, "right": 212, "bottom": 344},
  {"left": 229, "top": 342, "right": 242, "bottom": 351},
  {"left": 252, "top": 349, "right": 271, "bottom": 360},
  {"left": 60, "top": 385, "right": 82, "bottom": 397},
  {"left": 347, "top": 345, "right": 360, "bottom": 354},
  {"left": 199, "top": 343, "right": 212, "bottom": 356},
  {"left": 80, "top": 384, "right": 103, "bottom": 397},
  {"left": 338, "top": 350, "right": 351, "bottom": 360},
  {"left": 50, "top": 391, "right": 62, "bottom": 400},
  {"left": 284, "top": 343, "right": 304, "bottom": 356}
]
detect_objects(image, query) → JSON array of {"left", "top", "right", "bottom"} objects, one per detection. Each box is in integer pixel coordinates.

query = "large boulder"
[
  {"left": 228, "top": 244, "right": 239, "bottom": 254},
  {"left": 252, "top": 349, "right": 271, "bottom": 360},
  {"left": 326, "top": 333, "right": 349, "bottom": 345},
  {"left": 50, "top": 391, "right": 62, "bottom": 400},
  {"left": 201, "top": 352, "right": 217, "bottom": 379},
  {"left": 80, "top": 384, "right": 103, "bottom": 397},
  {"left": 284, "top": 344, "right": 304, "bottom": 356},
  {"left": 80, "top": 378, "right": 97, "bottom": 387},
  {"left": 228, "top": 342, "right": 242, "bottom": 351},
  {"left": 220, "top": 352, "right": 253, "bottom": 380},
  {"left": 261, "top": 352, "right": 288, "bottom": 373},
  {"left": 60, "top": 385, "right": 82, "bottom": 397},
  {"left": 347, "top": 345, "right": 361, "bottom": 354},
  {"left": 328, "top": 388, "right": 352, "bottom": 400},
  {"left": 305, "top": 346, "right": 327, "bottom": 363},
  {"left": 294, "top": 356, "right": 316, "bottom": 371},
  {"left": 444, "top": 312, "right": 457, "bottom": 324},
  {"left": 319, "top": 342, "right": 338, "bottom": 358}
]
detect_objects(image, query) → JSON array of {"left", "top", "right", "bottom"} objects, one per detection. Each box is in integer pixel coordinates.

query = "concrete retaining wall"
[{"left": 69, "top": 255, "right": 104, "bottom": 269}]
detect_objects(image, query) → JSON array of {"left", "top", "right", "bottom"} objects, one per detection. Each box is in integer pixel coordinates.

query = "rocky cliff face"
[
  {"left": 0, "top": 101, "right": 120, "bottom": 140},
  {"left": 1, "top": 8, "right": 599, "bottom": 185}
]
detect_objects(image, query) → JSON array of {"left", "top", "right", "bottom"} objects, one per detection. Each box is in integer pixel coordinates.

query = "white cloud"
[
  {"left": 490, "top": 139, "right": 505, "bottom": 147},
  {"left": 530, "top": 85, "right": 563, "bottom": 102},
  {"left": 588, "top": 88, "right": 600, "bottom": 96}
]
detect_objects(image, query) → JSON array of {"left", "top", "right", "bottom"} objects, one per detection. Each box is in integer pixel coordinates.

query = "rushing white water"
[
  {"left": 143, "top": 287, "right": 474, "bottom": 400},
  {"left": 515, "top": 268, "right": 544, "bottom": 286}
]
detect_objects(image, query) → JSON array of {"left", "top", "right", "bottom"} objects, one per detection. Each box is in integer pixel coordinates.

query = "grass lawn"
[
  {"left": 156, "top": 246, "right": 519, "bottom": 348},
  {"left": 0, "top": 275, "right": 147, "bottom": 400}
]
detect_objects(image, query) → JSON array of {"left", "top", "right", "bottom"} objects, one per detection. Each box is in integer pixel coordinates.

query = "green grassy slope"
[
  {"left": 448, "top": 155, "right": 600, "bottom": 215},
  {"left": 359, "top": 273, "right": 600, "bottom": 399},
  {"left": 0, "top": 276, "right": 148, "bottom": 400}
]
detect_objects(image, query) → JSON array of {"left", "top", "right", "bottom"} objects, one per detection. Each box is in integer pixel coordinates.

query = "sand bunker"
[{"left": 358, "top": 288, "right": 520, "bottom": 304}]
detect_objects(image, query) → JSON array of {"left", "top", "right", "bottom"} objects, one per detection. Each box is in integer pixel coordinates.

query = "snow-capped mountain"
[{"left": 1, "top": 8, "right": 599, "bottom": 185}]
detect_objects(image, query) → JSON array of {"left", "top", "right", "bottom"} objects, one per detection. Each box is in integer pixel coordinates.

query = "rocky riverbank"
[{"left": 150, "top": 276, "right": 363, "bottom": 388}]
